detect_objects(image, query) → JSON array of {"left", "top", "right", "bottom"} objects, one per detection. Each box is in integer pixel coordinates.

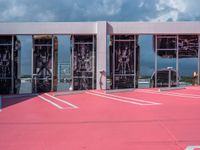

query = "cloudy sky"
[
  {"left": 1, "top": 0, "right": 200, "bottom": 22},
  {"left": 1, "top": 0, "right": 200, "bottom": 76}
]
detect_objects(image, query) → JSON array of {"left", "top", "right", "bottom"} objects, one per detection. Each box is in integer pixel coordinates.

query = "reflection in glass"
[
  {"left": 32, "top": 35, "right": 58, "bottom": 92},
  {"left": 155, "top": 35, "right": 199, "bottom": 58},
  {"left": 110, "top": 35, "right": 139, "bottom": 89},
  {"left": 178, "top": 35, "right": 198, "bottom": 58},
  {"left": 72, "top": 35, "right": 96, "bottom": 90},
  {"left": 0, "top": 36, "right": 21, "bottom": 94}
]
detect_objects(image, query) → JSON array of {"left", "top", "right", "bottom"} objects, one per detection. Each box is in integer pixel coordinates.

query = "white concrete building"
[{"left": 0, "top": 21, "right": 199, "bottom": 93}]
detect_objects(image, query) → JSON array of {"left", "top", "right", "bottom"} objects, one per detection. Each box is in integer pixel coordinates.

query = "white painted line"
[
  {"left": 139, "top": 88, "right": 200, "bottom": 97},
  {"left": 186, "top": 87, "right": 200, "bottom": 91},
  {"left": 136, "top": 90, "right": 200, "bottom": 99},
  {"left": 44, "top": 93, "right": 78, "bottom": 109},
  {"left": 86, "top": 92, "right": 144, "bottom": 105},
  {"left": 185, "top": 145, "right": 200, "bottom": 150},
  {"left": 164, "top": 91, "right": 200, "bottom": 97},
  {"left": 38, "top": 95, "right": 63, "bottom": 109},
  {"left": 156, "top": 90, "right": 200, "bottom": 98},
  {"left": 86, "top": 91, "right": 157, "bottom": 106},
  {"left": 93, "top": 91, "right": 161, "bottom": 105}
]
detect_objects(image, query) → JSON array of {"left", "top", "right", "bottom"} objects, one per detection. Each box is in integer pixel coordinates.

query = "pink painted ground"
[{"left": 0, "top": 86, "right": 200, "bottom": 150}]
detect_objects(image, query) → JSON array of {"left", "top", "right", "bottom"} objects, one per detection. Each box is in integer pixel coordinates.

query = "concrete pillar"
[{"left": 96, "top": 21, "right": 107, "bottom": 90}]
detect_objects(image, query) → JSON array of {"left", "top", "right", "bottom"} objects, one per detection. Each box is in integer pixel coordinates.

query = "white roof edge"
[{"left": 0, "top": 21, "right": 200, "bottom": 35}]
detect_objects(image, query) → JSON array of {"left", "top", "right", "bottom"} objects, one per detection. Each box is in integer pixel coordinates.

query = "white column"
[{"left": 96, "top": 21, "right": 107, "bottom": 90}]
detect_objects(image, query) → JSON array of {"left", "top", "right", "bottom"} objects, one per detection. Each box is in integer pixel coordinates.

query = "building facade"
[{"left": 0, "top": 22, "right": 200, "bottom": 94}]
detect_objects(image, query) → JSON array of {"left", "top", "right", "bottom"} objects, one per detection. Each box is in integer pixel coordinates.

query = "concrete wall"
[{"left": 96, "top": 21, "right": 107, "bottom": 89}]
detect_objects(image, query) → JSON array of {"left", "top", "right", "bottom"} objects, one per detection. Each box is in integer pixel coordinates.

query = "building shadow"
[{"left": 1, "top": 94, "right": 38, "bottom": 109}]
